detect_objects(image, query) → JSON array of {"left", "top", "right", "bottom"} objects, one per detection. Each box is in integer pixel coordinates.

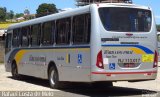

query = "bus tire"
[
  {"left": 49, "top": 66, "right": 61, "bottom": 89},
  {"left": 11, "top": 62, "right": 20, "bottom": 79}
]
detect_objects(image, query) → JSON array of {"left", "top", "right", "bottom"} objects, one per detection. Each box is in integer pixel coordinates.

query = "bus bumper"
[{"left": 91, "top": 70, "right": 157, "bottom": 82}]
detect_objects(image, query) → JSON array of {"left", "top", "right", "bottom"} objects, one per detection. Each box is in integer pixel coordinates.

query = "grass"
[
  {"left": 0, "top": 58, "right": 4, "bottom": 64},
  {"left": 0, "top": 22, "right": 17, "bottom": 29},
  {"left": 0, "top": 62, "right": 4, "bottom": 65},
  {"left": 0, "top": 20, "right": 25, "bottom": 29}
]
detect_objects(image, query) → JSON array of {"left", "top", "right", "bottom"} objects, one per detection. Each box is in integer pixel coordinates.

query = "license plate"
[{"left": 124, "top": 63, "right": 136, "bottom": 68}]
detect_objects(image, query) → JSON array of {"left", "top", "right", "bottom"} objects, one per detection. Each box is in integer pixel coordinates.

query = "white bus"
[
  {"left": 157, "top": 32, "right": 160, "bottom": 61},
  {"left": 5, "top": 3, "right": 158, "bottom": 89}
]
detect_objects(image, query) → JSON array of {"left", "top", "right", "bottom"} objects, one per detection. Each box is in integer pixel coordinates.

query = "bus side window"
[
  {"left": 12, "top": 29, "right": 19, "bottom": 47},
  {"left": 72, "top": 13, "right": 91, "bottom": 44},
  {"left": 18, "top": 28, "right": 21, "bottom": 47},
  {"left": 42, "top": 21, "right": 54, "bottom": 46},
  {"left": 21, "top": 26, "right": 29, "bottom": 47},
  {"left": 56, "top": 18, "right": 71, "bottom": 45},
  {"left": 86, "top": 14, "right": 91, "bottom": 43},
  {"left": 31, "top": 24, "right": 41, "bottom": 46},
  {"left": 5, "top": 33, "right": 12, "bottom": 54}
]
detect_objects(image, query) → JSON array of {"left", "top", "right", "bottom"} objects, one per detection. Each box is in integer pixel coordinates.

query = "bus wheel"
[
  {"left": 11, "top": 62, "right": 20, "bottom": 79},
  {"left": 49, "top": 66, "right": 60, "bottom": 89}
]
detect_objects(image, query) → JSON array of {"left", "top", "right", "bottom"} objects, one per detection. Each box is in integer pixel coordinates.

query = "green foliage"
[
  {"left": 36, "top": 3, "right": 58, "bottom": 17},
  {"left": 0, "top": 7, "right": 6, "bottom": 21},
  {"left": 0, "top": 61, "right": 4, "bottom": 64},
  {"left": 9, "top": 10, "right": 14, "bottom": 19},
  {"left": 5, "top": 10, "right": 15, "bottom": 20},
  {"left": 0, "top": 22, "right": 16, "bottom": 29},
  {"left": 157, "top": 25, "right": 160, "bottom": 31},
  {"left": 24, "top": 9, "right": 30, "bottom": 15},
  {"left": 15, "top": 13, "right": 24, "bottom": 18}
]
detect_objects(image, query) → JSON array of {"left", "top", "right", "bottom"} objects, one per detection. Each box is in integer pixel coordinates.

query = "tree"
[
  {"left": 9, "top": 10, "right": 14, "bottom": 20},
  {"left": 157, "top": 25, "right": 160, "bottom": 31},
  {"left": 15, "top": 13, "right": 24, "bottom": 18},
  {"left": 24, "top": 8, "right": 30, "bottom": 16},
  {"left": 5, "top": 10, "right": 15, "bottom": 20},
  {"left": 36, "top": 3, "right": 58, "bottom": 17},
  {"left": 0, "top": 7, "right": 6, "bottom": 21},
  {"left": 3, "top": 7, "right": 7, "bottom": 14}
]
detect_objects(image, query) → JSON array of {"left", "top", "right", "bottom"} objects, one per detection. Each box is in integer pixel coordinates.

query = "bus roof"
[{"left": 7, "top": 3, "right": 150, "bottom": 31}]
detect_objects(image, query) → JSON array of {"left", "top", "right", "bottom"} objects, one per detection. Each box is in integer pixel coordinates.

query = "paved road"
[{"left": 0, "top": 64, "right": 159, "bottom": 97}]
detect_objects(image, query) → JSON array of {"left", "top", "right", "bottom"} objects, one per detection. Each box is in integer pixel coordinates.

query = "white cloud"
[
  {"left": 58, "top": 8, "right": 73, "bottom": 12},
  {"left": 155, "top": 15, "right": 160, "bottom": 19},
  {"left": 62, "top": 8, "right": 73, "bottom": 11}
]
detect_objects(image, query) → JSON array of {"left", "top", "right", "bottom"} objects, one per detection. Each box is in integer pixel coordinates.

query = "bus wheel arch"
[
  {"left": 47, "top": 61, "right": 58, "bottom": 77},
  {"left": 11, "top": 60, "right": 19, "bottom": 79}
]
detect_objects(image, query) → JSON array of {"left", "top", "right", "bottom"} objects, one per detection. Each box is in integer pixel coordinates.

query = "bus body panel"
[
  {"left": 5, "top": 47, "right": 91, "bottom": 81},
  {"left": 5, "top": 30, "right": 13, "bottom": 73},
  {"left": 157, "top": 32, "right": 160, "bottom": 61},
  {"left": 90, "top": 4, "right": 158, "bottom": 81}
]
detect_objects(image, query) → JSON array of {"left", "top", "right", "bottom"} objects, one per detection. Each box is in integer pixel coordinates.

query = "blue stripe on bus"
[{"left": 101, "top": 44, "right": 154, "bottom": 54}]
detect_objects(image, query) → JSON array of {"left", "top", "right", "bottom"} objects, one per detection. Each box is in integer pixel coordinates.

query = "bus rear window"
[{"left": 99, "top": 7, "right": 152, "bottom": 32}]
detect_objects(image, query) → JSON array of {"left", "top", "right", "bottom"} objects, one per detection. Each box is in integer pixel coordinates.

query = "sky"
[{"left": 0, "top": 0, "right": 160, "bottom": 24}]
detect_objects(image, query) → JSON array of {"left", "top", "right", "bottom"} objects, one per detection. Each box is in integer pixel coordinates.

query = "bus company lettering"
[
  {"left": 29, "top": 55, "right": 46, "bottom": 62},
  {"left": 57, "top": 56, "right": 64, "bottom": 61},
  {"left": 104, "top": 50, "right": 133, "bottom": 54}
]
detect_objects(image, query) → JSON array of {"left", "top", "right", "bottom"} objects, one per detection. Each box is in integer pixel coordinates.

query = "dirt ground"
[
  {"left": 0, "top": 64, "right": 160, "bottom": 97},
  {"left": 0, "top": 64, "right": 56, "bottom": 91}
]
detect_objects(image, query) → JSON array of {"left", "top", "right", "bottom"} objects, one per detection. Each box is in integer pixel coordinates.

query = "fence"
[{"left": 0, "top": 41, "right": 5, "bottom": 63}]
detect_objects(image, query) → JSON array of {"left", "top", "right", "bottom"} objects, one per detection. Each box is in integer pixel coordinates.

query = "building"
[
  {"left": 16, "top": 8, "right": 35, "bottom": 21},
  {"left": 76, "top": 0, "right": 132, "bottom": 6}
]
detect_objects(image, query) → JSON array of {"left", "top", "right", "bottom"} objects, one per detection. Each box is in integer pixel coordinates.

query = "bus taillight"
[
  {"left": 96, "top": 50, "right": 104, "bottom": 69},
  {"left": 153, "top": 50, "right": 158, "bottom": 68}
]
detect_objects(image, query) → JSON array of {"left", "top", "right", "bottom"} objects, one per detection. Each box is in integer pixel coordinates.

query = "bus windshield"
[{"left": 99, "top": 7, "right": 152, "bottom": 32}]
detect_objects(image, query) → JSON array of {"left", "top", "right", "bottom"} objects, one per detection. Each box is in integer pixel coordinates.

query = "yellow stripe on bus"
[
  {"left": 14, "top": 48, "right": 90, "bottom": 66},
  {"left": 129, "top": 48, "right": 146, "bottom": 54},
  {"left": 66, "top": 53, "right": 69, "bottom": 64},
  {"left": 15, "top": 50, "right": 27, "bottom": 65}
]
